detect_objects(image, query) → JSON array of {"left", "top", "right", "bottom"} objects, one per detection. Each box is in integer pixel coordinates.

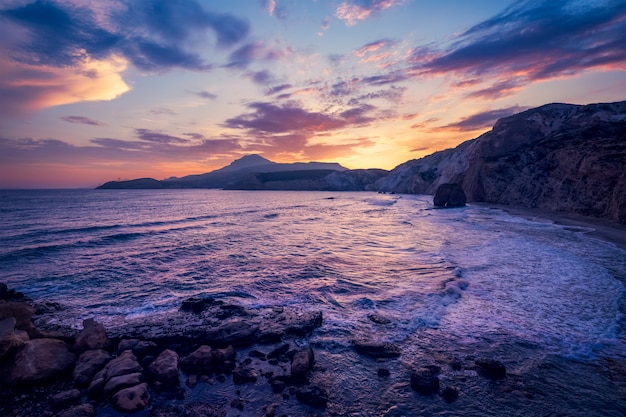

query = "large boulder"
[
  {"left": 87, "top": 350, "right": 142, "bottom": 398},
  {"left": 72, "top": 349, "right": 111, "bottom": 386},
  {"left": 75, "top": 318, "right": 109, "bottom": 352},
  {"left": 433, "top": 183, "right": 466, "bottom": 207},
  {"left": 0, "top": 301, "right": 36, "bottom": 336},
  {"left": 147, "top": 349, "right": 179, "bottom": 386},
  {"left": 180, "top": 345, "right": 213, "bottom": 374},
  {"left": 0, "top": 316, "right": 29, "bottom": 360},
  {"left": 6, "top": 338, "right": 76, "bottom": 384}
]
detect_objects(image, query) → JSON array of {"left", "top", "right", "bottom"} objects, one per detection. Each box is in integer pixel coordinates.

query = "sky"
[{"left": 1, "top": 0, "right": 625, "bottom": 188}]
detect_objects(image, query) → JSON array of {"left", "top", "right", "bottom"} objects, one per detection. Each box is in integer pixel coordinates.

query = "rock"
[
  {"left": 374, "top": 100, "right": 626, "bottom": 224},
  {"left": 6, "top": 338, "right": 76, "bottom": 384},
  {"left": 230, "top": 397, "right": 245, "bottom": 410},
  {"left": 188, "top": 320, "right": 259, "bottom": 346},
  {"left": 441, "top": 386, "right": 459, "bottom": 403},
  {"left": 475, "top": 359, "right": 507, "bottom": 380},
  {"left": 295, "top": 384, "right": 328, "bottom": 408},
  {"left": 180, "top": 345, "right": 213, "bottom": 374},
  {"left": 50, "top": 389, "right": 82, "bottom": 409},
  {"left": 103, "top": 372, "right": 144, "bottom": 396},
  {"left": 180, "top": 296, "right": 221, "bottom": 314},
  {"left": 291, "top": 345, "right": 314, "bottom": 381},
  {"left": 410, "top": 368, "right": 440, "bottom": 395},
  {"left": 263, "top": 403, "right": 278, "bottom": 417},
  {"left": 377, "top": 368, "right": 390, "bottom": 377},
  {"left": 104, "top": 350, "right": 143, "bottom": 379},
  {"left": 111, "top": 382, "right": 151, "bottom": 412},
  {"left": 248, "top": 349, "right": 267, "bottom": 360},
  {"left": 88, "top": 350, "right": 142, "bottom": 398},
  {"left": 57, "top": 404, "right": 96, "bottom": 417},
  {"left": 367, "top": 314, "right": 391, "bottom": 324},
  {"left": 72, "top": 349, "right": 111, "bottom": 386},
  {"left": 75, "top": 318, "right": 109, "bottom": 352},
  {"left": 267, "top": 343, "right": 290, "bottom": 359},
  {"left": 0, "top": 283, "right": 8, "bottom": 300},
  {"left": 212, "top": 345, "right": 236, "bottom": 372},
  {"left": 433, "top": 183, "right": 466, "bottom": 207},
  {"left": 148, "top": 349, "right": 179, "bottom": 385},
  {"left": 0, "top": 316, "right": 29, "bottom": 360},
  {"left": 232, "top": 365, "right": 258, "bottom": 384},
  {"left": 0, "top": 301, "right": 36, "bottom": 336},
  {"left": 353, "top": 340, "right": 401, "bottom": 358},
  {"left": 117, "top": 338, "right": 158, "bottom": 357}
]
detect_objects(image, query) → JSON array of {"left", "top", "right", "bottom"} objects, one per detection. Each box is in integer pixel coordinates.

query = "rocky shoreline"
[{"left": 0, "top": 282, "right": 521, "bottom": 417}]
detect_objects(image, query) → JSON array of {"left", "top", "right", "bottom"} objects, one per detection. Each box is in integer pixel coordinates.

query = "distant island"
[{"left": 98, "top": 100, "right": 626, "bottom": 224}]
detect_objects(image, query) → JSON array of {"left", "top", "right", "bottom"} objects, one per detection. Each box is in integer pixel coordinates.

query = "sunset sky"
[{"left": 1, "top": 0, "right": 625, "bottom": 188}]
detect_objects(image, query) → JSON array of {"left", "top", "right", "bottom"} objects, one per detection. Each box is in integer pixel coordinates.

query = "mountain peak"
[{"left": 218, "top": 154, "right": 274, "bottom": 173}]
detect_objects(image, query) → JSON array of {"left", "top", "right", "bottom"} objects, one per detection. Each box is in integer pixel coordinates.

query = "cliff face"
[{"left": 374, "top": 101, "right": 626, "bottom": 224}]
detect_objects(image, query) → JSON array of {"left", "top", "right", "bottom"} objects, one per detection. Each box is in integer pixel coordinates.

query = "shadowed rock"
[
  {"left": 295, "top": 384, "right": 328, "bottom": 408},
  {"left": 475, "top": 358, "right": 506, "bottom": 380},
  {"left": 434, "top": 183, "right": 466, "bottom": 207},
  {"left": 72, "top": 349, "right": 111, "bottom": 386},
  {"left": 75, "top": 318, "right": 109, "bottom": 352},
  {"left": 148, "top": 349, "right": 179, "bottom": 386},
  {"left": 111, "top": 382, "right": 151, "bottom": 412},
  {"left": 6, "top": 338, "right": 76, "bottom": 384},
  {"left": 180, "top": 345, "right": 213, "bottom": 374},
  {"left": 410, "top": 367, "right": 440, "bottom": 395},
  {"left": 353, "top": 340, "right": 401, "bottom": 358},
  {"left": 291, "top": 345, "right": 314, "bottom": 381}
]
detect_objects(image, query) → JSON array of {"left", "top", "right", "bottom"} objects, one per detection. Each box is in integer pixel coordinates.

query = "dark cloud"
[
  {"left": 183, "top": 132, "right": 205, "bottom": 140},
  {"left": 247, "top": 70, "right": 275, "bottom": 85},
  {"left": 265, "top": 84, "right": 292, "bottom": 96},
  {"left": 224, "top": 102, "right": 349, "bottom": 133},
  {"left": 441, "top": 106, "right": 528, "bottom": 132},
  {"left": 339, "top": 104, "right": 377, "bottom": 125},
  {"left": 1, "top": 0, "right": 250, "bottom": 72},
  {"left": 418, "top": 0, "right": 626, "bottom": 82},
  {"left": 135, "top": 128, "right": 189, "bottom": 144},
  {"left": 348, "top": 85, "right": 406, "bottom": 105},
  {"left": 60, "top": 116, "right": 107, "bottom": 126}
]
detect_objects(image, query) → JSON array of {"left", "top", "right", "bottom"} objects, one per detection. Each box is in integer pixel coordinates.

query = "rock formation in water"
[
  {"left": 433, "top": 183, "right": 466, "bottom": 207},
  {"left": 373, "top": 100, "right": 626, "bottom": 224}
]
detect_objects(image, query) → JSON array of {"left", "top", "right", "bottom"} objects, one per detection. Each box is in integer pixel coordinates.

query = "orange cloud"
[{"left": 0, "top": 55, "right": 130, "bottom": 118}]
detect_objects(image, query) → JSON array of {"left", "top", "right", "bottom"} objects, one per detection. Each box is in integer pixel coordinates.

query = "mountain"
[
  {"left": 372, "top": 100, "right": 626, "bottom": 224},
  {"left": 97, "top": 154, "right": 348, "bottom": 190}
]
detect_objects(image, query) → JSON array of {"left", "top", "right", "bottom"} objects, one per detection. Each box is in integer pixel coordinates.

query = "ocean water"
[{"left": 1, "top": 189, "right": 625, "bottom": 416}]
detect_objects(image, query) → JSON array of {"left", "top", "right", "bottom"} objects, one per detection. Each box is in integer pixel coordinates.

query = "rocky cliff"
[{"left": 373, "top": 101, "right": 626, "bottom": 224}]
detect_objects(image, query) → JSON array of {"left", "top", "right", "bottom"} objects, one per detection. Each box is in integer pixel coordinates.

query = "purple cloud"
[
  {"left": 194, "top": 90, "right": 218, "bottom": 100},
  {"left": 417, "top": 1, "right": 626, "bottom": 84},
  {"left": 60, "top": 116, "right": 107, "bottom": 126},
  {"left": 135, "top": 128, "right": 189, "bottom": 144},
  {"left": 441, "top": 106, "right": 529, "bottom": 132},
  {"left": 1, "top": 0, "right": 250, "bottom": 72}
]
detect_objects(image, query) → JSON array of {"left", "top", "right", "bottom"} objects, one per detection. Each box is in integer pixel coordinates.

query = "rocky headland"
[{"left": 373, "top": 100, "right": 626, "bottom": 224}]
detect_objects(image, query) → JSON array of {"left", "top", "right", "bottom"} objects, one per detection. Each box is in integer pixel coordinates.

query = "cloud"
[
  {"left": 60, "top": 116, "right": 107, "bottom": 126},
  {"left": 441, "top": 106, "right": 528, "bottom": 132},
  {"left": 224, "top": 101, "right": 348, "bottom": 133},
  {"left": 336, "top": 0, "right": 404, "bottom": 26},
  {"left": 265, "top": 83, "right": 292, "bottom": 96},
  {"left": 417, "top": 0, "right": 626, "bottom": 84},
  {"left": 1, "top": 0, "right": 250, "bottom": 72},
  {"left": 150, "top": 108, "right": 177, "bottom": 116},
  {"left": 0, "top": 54, "right": 130, "bottom": 118},
  {"left": 194, "top": 90, "right": 218, "bottom": 100},
  {"left": 135, "top": 128, "right": 190, "bottom": 144}
]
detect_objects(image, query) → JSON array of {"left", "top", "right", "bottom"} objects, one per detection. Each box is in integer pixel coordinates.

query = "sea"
[{"left": 1, "top": 189, "right": 625, "bottom": 416}]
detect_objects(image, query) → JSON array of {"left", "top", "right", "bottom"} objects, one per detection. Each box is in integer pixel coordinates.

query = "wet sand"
[{"left": 474, "top": 203, "right": 626, "bottom": 252}]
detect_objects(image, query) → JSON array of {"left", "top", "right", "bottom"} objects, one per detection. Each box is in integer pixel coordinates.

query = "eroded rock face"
[
  {"left": 374, "top": 101, "right": 626, "bottom": 224},
  {"left": 6, "top": 338, "right": 76, "bottom": 384}
]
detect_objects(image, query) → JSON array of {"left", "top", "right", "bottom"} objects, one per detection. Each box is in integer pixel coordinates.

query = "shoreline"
[{"left": 474, "top": 203, "right": 626, "bottom": 252}]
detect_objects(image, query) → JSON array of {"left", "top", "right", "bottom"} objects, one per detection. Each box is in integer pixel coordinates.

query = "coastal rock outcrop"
[
  {"left": 6, "top": 338, "right": 76, "bottom": 384},
  {"left": 374, "top": 100, "right": 626, "bottom": 224},
  {"left": 433, "top": 183, "right": 466, "bottom": 207}
]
